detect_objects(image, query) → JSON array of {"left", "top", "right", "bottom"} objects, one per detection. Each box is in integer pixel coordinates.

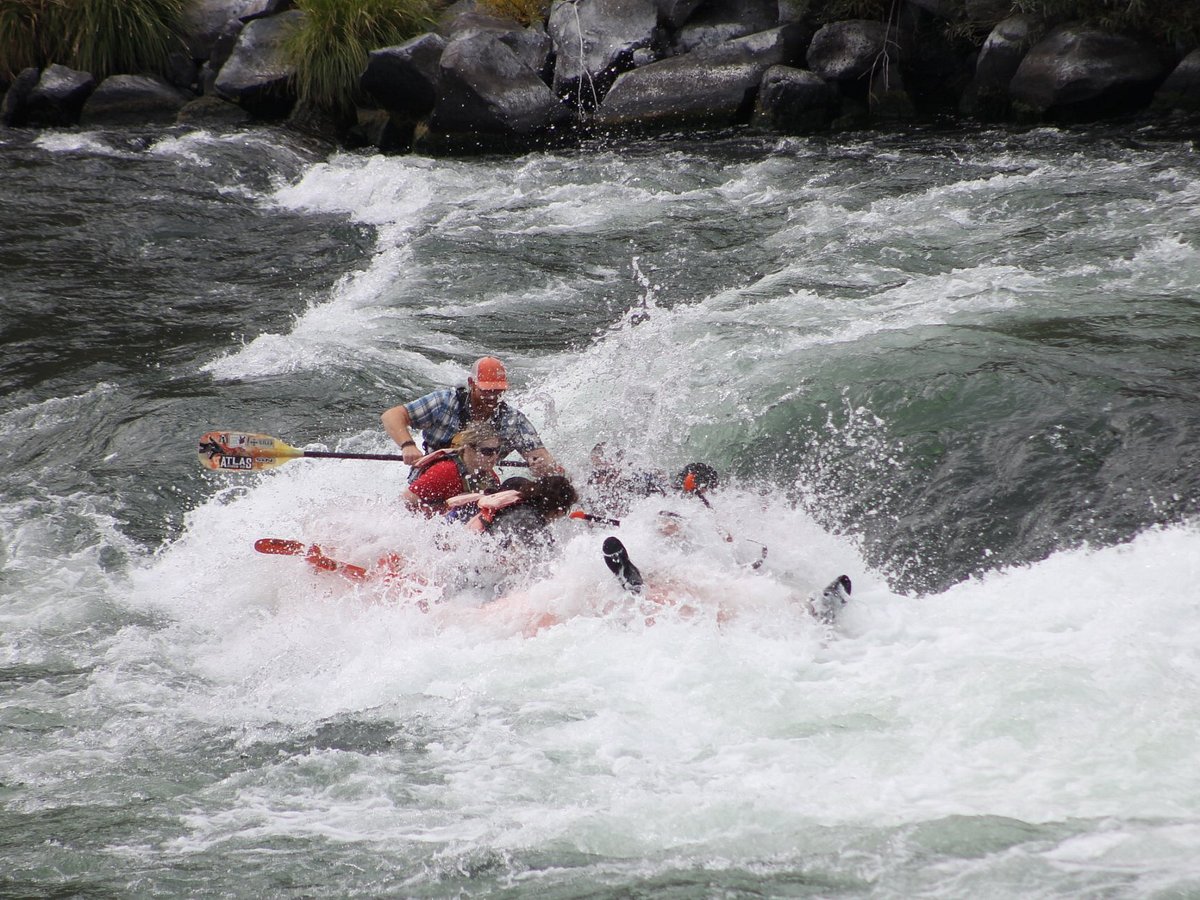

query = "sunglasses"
[{"left": 471, "top": 445, "right": 501, "bottom": 457}]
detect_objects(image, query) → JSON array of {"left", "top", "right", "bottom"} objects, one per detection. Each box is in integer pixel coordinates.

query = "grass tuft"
[
  {"left": 0, "top": 0, "right": 184, "bottom": 81},
  {"left": 0, "top": 0, "right": 50, "bottom": 79},
  {"left": 56, "top": 0, "right": 185, "bottom": 80},
  {"left": 1012, "top": 0, "right": 1200, "bottom": 45},
  {"left": 286, "top": 0, "right": 437, "bottom": 115},
  {"left": 476, "top": 0, "right": 549, "bottom": 27}
]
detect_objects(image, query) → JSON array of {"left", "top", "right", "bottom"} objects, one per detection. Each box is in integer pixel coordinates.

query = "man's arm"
[
  {"left": 523, "top": 447, "right": 562, "bottom": 478},
  {"left": 381, "top": 404, "right": 422, "bottom": 466}
]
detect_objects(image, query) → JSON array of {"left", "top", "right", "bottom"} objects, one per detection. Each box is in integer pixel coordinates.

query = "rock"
[
  {"left": 1, "top": 67, "right": 41, "bottom": 127},
  {"left": 447, "top": 13, "right": 554, "bottom": 78},
  {"left": 902, "top": 0, "right": 961, "bottom": 21},
  {"left": 656, "top": 0, "right": 704, "bottom": 29},
  {"left": 200, "top": 18, "right": 246, "bottom": 94},
  {"left": 548, "top": 0, "right": 659, "bottom": 107},
  {"left": 673, "top": 0, "right": 777, "bottom": 54},
  {"left": 180, "top": 0, "right": 260, "bottom": 59},
  {"left": 1009, "top": 26, "right": 1168, "bottom": 121},
  {"left": 286, "top": 100, "right": 351, "bottom": 141},
  {"left": 176, "top": 94, "right": 255, "bottom": 125},
  {"left": 869, "top": 62, "right": 915, "bottom": 120},
  {"left": 777, "top": 0, "right": 806, "bottom": 25},
  {"left": 25, "top": 64, "right": 96, "bottom": 127},
  {"left": 595, "top": 24, "right": 808, "bottom": 129},
  {"left": 426, "top": 30, "right": 574, "bottom": 150},
  {"left": 348, "top": 107, "right": 415, "bottom": 152},
  {"left": 436, "top": 0, "right": 479, "bottom": 36},
  {"left": 80, "top": 75, "right": 191, "bottom": 126},
  {"left": 1153, "top": 49, "right": 1200, "bottom": 113},
  {"left": 213, "top": 10, "right": 304, "bottom": 119},
  {"left": 807, "top": 20, "right": 906, "bottom": 83},
  {"left": 752, "top": 64, "right": 834, "bottom": 133},
  {"left": 362, "top": 33, "right": 448, "bottom": 118},
  {"left": 164, "top": 50, "right": 201, "bottom": 93},
  {"left": 960, "top": 15, "right": 1039, "bottom": 120},
  {"left": 240, "top": 0, "right": 296, "bottom": 22},
  {"left": 964, "top": 0, "right": 1010, "bottom": 23}
]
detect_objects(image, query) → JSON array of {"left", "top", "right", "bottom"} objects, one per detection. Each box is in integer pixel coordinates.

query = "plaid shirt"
[{"left": 404, "top": 387, "right": 544, "bottom": 457}]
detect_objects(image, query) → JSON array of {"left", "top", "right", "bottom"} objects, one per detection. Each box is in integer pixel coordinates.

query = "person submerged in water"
[
  {"left": 600, "top": 535, "right": 852, "bottom": 626},
  {"left": 262, "top": 474, "right": 579, "bottom": 614},
  {"left": 462, "top": 474, "right": 578, "bottom": 549},
  {"left": 583, "top": 441, "right": 670, "bottom": 518},
  {"left": 401, "top": 423, "right": 503, "bottom": 516}
]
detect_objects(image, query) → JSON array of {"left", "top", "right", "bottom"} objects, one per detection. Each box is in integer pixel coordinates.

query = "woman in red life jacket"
[{"left": 401, "top": 423, "right": 502, "bottom": 515}]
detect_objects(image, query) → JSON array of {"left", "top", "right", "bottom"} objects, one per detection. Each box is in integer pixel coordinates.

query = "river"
[{"left": 2, "top": 120, "right": 1200, "bottom": 897}]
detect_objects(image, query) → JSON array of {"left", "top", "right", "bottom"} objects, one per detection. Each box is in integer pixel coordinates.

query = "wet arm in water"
[{"left": 522, "top": 447, "right": 562, "bottom": 477}]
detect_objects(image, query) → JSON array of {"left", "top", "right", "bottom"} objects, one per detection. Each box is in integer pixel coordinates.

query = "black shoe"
[{"left": 602, "top": 536, "right": 644, "bottom": 595}]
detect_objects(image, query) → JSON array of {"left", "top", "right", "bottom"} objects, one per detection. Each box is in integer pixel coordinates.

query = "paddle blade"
[
  {"left": 198, "top": 431, "right": 303, "bottom": 473},
  {"left": 254, "top": 538, "right": 306, "bottom": 556}
]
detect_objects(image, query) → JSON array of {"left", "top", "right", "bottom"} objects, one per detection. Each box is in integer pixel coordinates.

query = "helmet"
[{"left": 674, "top": 462, "right": 719, "bottom": 493}]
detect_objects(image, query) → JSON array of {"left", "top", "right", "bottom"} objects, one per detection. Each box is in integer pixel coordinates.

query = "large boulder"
[
  {"left": 1009, "top": 26, "right": 1168, "bottom": 121},
  {"left": 548, "top": 0, "right": 659, "bottom": 107},
  {"left": 960, "top": 15, "right": 1040, "bottom": 119},
  {"left": 361, "top": 33, "right": 448, "bottom": 118},
  {"left": 447, "top": 13, "right": 553, "bottom": 78},
  {"left": 179, "top": 0, "right": 260, "bottom": 59},
  {"left": 426, "top": 30, "right": 574, "bottom": 150},
  {"left": 436, "top": 0, "right": 479, "bottom": 36},
  {"left": 80, "top": 75, "right": 191, "bottom": 126},
  {"left": 656, "top": 0, "right": 704, "bottom": 29},
  {"left": 200, "top": 17, "right": 246, "bottom": 94},
  {"left": 213, "top": 10, "right": 304, "bottom": 119},
  {"left": 1, "top": 67, "right": 41, "bottom": 127},
  {"left": 595, "top": 24, "right": 808, "bottom": 129},
  {"left": 752, "top": 64, "right": 835, "bottom": 133},
  {"left": 807, "top": 20, "right": 907, "bottom": 83},
  {"left": 24, "top": 64, "right": 96, "bottom": 127},
  {"left": 673, "top": 0, "right": 777, "bottom": 54},
  {"left": 1153, "top": 49, "right": 1200, "bottom": 113}
]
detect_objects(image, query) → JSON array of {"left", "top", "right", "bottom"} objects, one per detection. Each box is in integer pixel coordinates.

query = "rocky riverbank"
[{"left": 3, "top": 0, "right": 1199, "bottom": 154}]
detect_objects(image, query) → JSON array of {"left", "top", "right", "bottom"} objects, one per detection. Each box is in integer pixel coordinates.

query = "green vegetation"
[
  {"left": 0, "top": 0, "right": 184, "bottom": 81},
  {"left": 477, "top": 0, "right": 549, "bottom": 26},
  {"left": 809, "top": 0, "right": 1200, "bottom": 45},
  {"left": 285, "top": 0, "right": 437, "bottom": 115},
  {"left": 0, "top": 0, "right": 45, "bottom": 79},
  {"left": 59, "top": 0, "right": 185, "bottom": 79},
  {"left": 1012, "top": 0, "right": 1200, "bottom": 44},
  {"left": 808, "top": 0, "right": 893, "bottom": 23}
]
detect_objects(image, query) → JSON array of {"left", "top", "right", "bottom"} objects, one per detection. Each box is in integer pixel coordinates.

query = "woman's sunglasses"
[{"left": 471, "top": 445, "right": 501, "bottom": 457}]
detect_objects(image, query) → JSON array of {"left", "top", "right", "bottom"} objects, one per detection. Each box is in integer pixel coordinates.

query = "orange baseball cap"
[{"left": 470, "top": 356, "right": 508, "bottom": 390}]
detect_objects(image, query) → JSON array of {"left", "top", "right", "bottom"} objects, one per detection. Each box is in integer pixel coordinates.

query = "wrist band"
[{"left": 400, "top": 440, "right": 416, "bottom": 449}]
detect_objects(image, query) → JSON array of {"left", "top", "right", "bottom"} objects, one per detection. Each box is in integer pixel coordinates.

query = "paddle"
[
  {"left": 198, "top": 431, "right": 529, "bottom": 474},
  {"left": 253, "top": 537, "right": 368, "bottom": 581},
  {"left": 570, "top": 511, "right": 622, "bottom": 526}
]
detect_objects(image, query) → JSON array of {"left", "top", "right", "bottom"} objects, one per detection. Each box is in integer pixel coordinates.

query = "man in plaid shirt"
[{"left": 382, "top": 356, "right": 560, "bottom": 477}]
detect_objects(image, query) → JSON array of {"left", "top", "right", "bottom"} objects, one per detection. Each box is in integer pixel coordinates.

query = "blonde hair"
[{"left": 452, "top": 422, "right": 501, "bottom": 450}]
